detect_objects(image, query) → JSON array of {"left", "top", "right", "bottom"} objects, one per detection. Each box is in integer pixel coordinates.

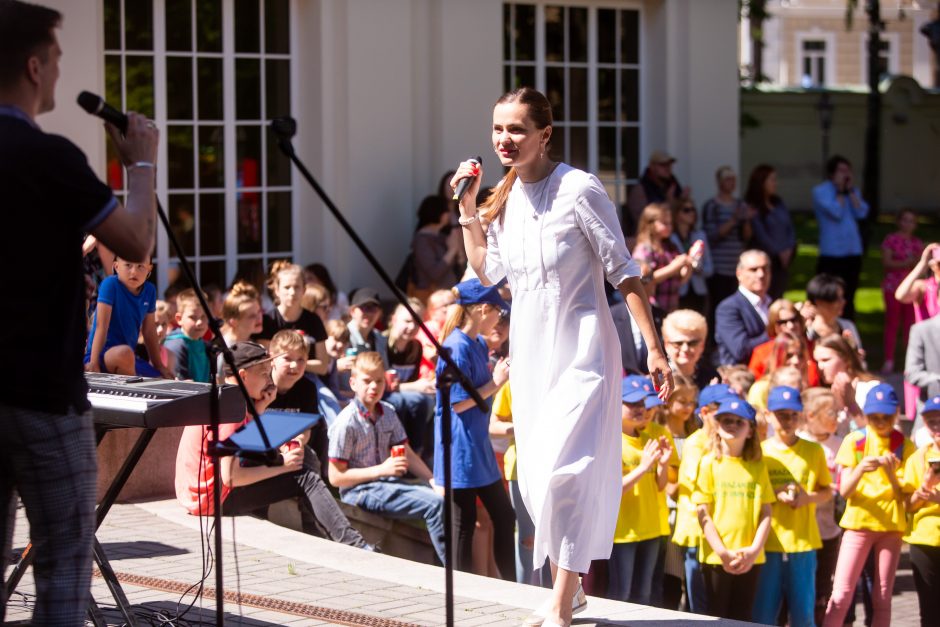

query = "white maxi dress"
[{"left": 481, "top": 163, "right": 641, "bottom": 573}]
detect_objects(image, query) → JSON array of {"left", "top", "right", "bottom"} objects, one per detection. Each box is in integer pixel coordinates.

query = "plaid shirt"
[
  {"left": 633, "top": 241, "right": 681, "bottom": 312},
  {"left": 328, "top": 399, "right": 407, "bottom": 478}
]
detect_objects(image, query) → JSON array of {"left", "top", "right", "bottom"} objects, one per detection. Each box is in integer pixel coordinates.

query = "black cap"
[
  {"left": 223, "top": 341, "right": 273, "bottom": 376},
  {"left": 350, "top": 287, "right": 381, "bottom": 308}
]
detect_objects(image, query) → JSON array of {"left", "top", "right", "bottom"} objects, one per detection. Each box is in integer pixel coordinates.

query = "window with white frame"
[
  {"left": 103, "top": 0, "right": 293, "bottom": 293},
  {"left": 503, "top": 3, "right": 641, "bottom": 209},
  {"left": 800, "top": 39, "right": 828, "bottom": 87}
]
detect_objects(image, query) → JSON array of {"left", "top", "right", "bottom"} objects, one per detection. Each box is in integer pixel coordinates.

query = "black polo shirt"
[{"left": 0, "top": 108, "right": 117, "bottom": 413}]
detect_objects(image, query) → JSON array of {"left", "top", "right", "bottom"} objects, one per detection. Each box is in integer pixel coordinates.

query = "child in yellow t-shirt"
[
  {"left": 752, "top": 386, "right": 832, "bottom": 627},
  {"left": 824, "top": 383, "right": 915, "bottom": 627},
  {"left": 694, "top": 397, "right": 774, "bottom": 622},
  {"left": 902, "top": 395, "right": 940, "bottom": 625},
  {"left": 672, "top": 382, "right": 736, "bottom": 615},
  {"left": 637, "top": 377, "right": 680, "bottom": 608},
  {"left": 490, "top": 382, "right": 551, "bottom": 588},
  {"left": 609, "top": 376, "right": 672, "bottom": 605}
]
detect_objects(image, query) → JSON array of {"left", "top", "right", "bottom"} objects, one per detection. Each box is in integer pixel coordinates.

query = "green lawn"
[{"left": 783, "top": 212, "right": 940, "bottom": 369}]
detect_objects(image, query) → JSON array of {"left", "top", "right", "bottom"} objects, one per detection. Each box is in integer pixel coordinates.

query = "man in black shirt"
[{"left": 0, "top": 2, "right": 159, "bottom": 624}]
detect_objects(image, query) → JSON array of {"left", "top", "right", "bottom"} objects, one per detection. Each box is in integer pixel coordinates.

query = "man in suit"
[
  {"left": 715, "top": 250, "right": 772, "bottom": 365},
  {"left": 906, "top": 314, "right": 940, "bottom": 414}
]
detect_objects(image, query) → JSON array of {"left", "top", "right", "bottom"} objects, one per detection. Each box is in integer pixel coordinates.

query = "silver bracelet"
[
  {"left": 126, "top": 161, "right": 155, "bottom": 171},
  {"left": 458, "top": 213, "right": 479, "bottom": 227}
]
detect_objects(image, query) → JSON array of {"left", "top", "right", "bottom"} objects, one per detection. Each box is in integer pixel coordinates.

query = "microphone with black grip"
[
  {"left": 452, "top": 156, "right": 482, "bottom": 202},
  {"left": 77, "top": 91, "right": 128, "bottom": 135}
]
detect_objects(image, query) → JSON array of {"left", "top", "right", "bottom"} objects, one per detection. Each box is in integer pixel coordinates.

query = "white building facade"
[{"left": 43, "top": 0, "right": 739, "bottom": 295}]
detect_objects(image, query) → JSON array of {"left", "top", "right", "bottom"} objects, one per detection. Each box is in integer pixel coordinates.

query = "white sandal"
[{"left": 521, "top": 582, "right": 586, "bottom": 626}]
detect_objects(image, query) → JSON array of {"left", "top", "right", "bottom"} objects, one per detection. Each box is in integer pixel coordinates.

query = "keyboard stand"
[{"left": 5, "top": 425, "right": 155, "bottom": 627}]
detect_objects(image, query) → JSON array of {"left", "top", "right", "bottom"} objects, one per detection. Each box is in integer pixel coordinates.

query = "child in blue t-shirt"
[
  {"left": 165, "top": 288, "right": 211, "bottom": 382},
  {"left": 434, "top": 279, "right": 514, "bottom": 580},
  {"left": 84, "top": 256, "right": 171, "bottom": 378}
]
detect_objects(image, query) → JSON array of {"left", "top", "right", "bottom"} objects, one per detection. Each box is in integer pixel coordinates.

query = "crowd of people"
[
  {"left": 72, "top": 146, "right": 940, "bottom": 627},
  {"left": 7, "top": 3, "right": 937, "bottom": 625}
]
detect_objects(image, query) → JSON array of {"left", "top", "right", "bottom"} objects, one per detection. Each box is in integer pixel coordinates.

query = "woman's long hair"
[
  {"left": 817, "top": 334, "right": 873, "bottom": 381},
  {"left": 415, "top": 195, "right": 450, "bottom": 231},
  {"left": 744, "top": 164, "right": 779, "bottom": 217},
  {"left": 763, "top": 331, "right": 812, "bottom": 388},
  {"left": 479, "top": 87, "right": 553, "bottom": 225},
  {"left": 635, "top": 202, "right": 670, "bottom": 250},
  {"left": 765, "top": 299, "right": 803, "bottom": 338}
]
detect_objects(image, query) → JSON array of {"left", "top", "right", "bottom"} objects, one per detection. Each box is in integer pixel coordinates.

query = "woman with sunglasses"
[
  {"left": 670, "top": 199, "right": 713, "bottom": 313},
  {"left": 749, "top": 299, "right": 819, "bottom": 385},
  {"left": 662, "top": 309, "right": 718, "bottom": 391}
]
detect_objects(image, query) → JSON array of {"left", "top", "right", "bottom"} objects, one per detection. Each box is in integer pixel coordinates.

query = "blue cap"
[
  {"left": 454, "top": 279, "right": 510, "bottom": 312},
  {"left": 863, "top": 383, "right": 899, "bottom": 416},
  {"left": 621, "top": 375, "right": 649, "bottom": 403},
  {"left": 698, "top": 383, "right": 735, "bottom": 410},
  {"left": 637, "top": 377, "right": 664, "bottom": 408},
  {"left": 767, "top": 386, "right": 803, "bottom": 412},
  {"left": 645, "top": 394, "right": 664, "bottom": 409},
  {"left": 716, "top": 397, "right": 757, "bottom": 422},
  {"left": 925, "top": 395, "right": 940, "bottom": 414}
]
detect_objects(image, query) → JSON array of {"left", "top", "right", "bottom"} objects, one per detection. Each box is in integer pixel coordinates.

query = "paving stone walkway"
[{"left": 5, "top": 499, "right": 763, "bottom": 626}]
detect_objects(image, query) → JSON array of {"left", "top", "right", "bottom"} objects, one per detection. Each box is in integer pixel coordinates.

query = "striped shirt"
[{"left": 702, "top": 196, "right": 747, "bottom": 277}]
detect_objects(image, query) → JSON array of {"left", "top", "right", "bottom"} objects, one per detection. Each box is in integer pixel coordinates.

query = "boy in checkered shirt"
[{"left": 328, "top": 352, "right": 445, "bottom": 563}]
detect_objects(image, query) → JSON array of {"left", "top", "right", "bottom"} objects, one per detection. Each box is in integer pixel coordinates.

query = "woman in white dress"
[{"left": 451, "top": 87, "right": 673, "bottom": 626}]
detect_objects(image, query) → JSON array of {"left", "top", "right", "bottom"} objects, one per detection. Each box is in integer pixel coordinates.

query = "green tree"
[{"left": 740, "top": 0, "right": 771, "bottom": 83}]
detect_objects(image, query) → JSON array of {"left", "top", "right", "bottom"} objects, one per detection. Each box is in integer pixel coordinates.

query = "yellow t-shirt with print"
[
  {"left": 491, "top": 384, "right": 516, "bottom": 481},
  {"left": 642, "top": 420, "right": 680, "bottom": 537},
  {"left": 693, "top": 453, "right": 776, "bottom": 565},
  {"left": 761, "top": 438, "right": 832, "bottom": 553},
  {"left": 902, "top": 443, "right": 940, "bottom": 547},
  {"left": 672, "top": 427, "right": 709, "bottom": 547},
  {"left": 835, "top": 429, "right": 916, "bottom": 533},
  {"left": 614, "top": 430, "right": 666, "bottom": 543}
]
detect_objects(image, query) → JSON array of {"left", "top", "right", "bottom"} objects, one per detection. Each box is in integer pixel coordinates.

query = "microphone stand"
[
  {"left": 152, "top": 197, "right": 279, "bottom": 627},
  {"left": 272, "top": 117, "right": 486, "bottom": 627}
]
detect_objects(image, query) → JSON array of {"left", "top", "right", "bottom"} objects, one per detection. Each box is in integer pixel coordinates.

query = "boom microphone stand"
[
  {"left": 75, "top": 92, "right": 281, "bottom": 627},
  {"left": 272, "top": 117, "right": 486, "bottom": 627}
]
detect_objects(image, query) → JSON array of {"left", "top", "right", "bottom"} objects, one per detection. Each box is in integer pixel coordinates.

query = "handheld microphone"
[
  {"left": 452, "top": 156, "right": 482, "bottom": 202},
  {"left": 77, "top": 91, "right": 128, "bottom": 135}
]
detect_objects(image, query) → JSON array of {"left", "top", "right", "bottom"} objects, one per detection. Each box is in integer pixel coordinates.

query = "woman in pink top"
[
  {"left": 879, "top": 209, "right": 922, "bottom": 373},
  {"left": 896, "top": 241, "right": 940, "bottom": 420}
]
